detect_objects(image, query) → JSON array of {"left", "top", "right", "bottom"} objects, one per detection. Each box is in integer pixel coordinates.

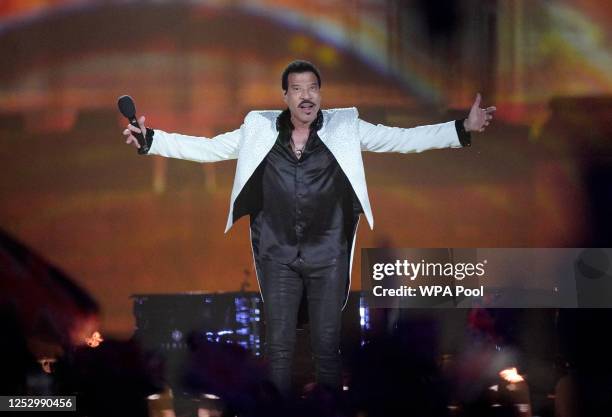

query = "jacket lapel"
[
  {"left": 225, "top": 111, "right": 279, "bottom": 232},
  {"left": 319, "top": 110, "right": 373, "bottom": 229}
]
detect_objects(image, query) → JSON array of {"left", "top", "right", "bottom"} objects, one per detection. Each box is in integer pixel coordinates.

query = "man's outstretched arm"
[
  {"left": 123, "top": 115, "right": 242, "bottom": 162},
  {"left": 359, "top": 93, "right": 496, "bottom": 153}
]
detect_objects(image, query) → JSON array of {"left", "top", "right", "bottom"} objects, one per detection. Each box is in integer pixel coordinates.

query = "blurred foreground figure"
[
  {"left": 0, "top": 227, "right": 100, "bottom": 365},
  {"left": 0, "top": 228, "right": 161, "bottom": 416}
]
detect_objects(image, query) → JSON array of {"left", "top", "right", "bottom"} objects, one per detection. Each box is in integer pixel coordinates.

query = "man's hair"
[{"left": 281, "top": 60, "right": 322, "bottom": 93}]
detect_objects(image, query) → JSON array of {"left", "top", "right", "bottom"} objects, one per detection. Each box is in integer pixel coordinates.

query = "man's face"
[{"left": 283, "top": 71, "right": 321, "bottom": 127}]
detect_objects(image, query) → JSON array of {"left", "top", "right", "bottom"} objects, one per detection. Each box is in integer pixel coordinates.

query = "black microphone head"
[{"left": 117, "top": 95, "right": 136, "bottom": 119}]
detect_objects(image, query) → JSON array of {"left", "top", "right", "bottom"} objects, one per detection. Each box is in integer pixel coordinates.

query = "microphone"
[{"left": 117, "top": 95, "right": 149, "bottom": 154}]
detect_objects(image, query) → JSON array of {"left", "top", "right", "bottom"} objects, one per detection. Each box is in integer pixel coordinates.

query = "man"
[{"left": 122, "top": 60, "right": 496, "bottom": 397}]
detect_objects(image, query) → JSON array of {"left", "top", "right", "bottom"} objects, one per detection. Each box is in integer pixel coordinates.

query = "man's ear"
[{"left": 282, "top": 90, "right": 287, "bottom": 105}]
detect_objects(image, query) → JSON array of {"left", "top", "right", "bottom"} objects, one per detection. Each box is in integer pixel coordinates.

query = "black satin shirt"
[{"left": 248, "top": 109, "right": 363, "bottom": 264}]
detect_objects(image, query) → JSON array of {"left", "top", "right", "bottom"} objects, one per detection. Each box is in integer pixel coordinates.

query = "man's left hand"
[{"left": 464, "top": 93, "right": 496, "bottom": 133}]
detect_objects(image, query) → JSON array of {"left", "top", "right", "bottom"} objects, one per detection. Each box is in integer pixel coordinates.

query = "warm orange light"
[
  {"left": 499, "top": 367, "right": 524, "bottom": 383},
  {"left": 85, "top": 331, "right": 103, "bottom": 348}
]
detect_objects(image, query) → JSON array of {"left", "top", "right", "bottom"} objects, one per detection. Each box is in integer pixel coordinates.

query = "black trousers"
[{"left": 256, "top": 253, "right": 348, "bottom": 396}]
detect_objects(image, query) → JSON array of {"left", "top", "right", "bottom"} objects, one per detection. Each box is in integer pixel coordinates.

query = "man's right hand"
[{"left": 122, "top": 115, "right": 147, "bottom": 149}]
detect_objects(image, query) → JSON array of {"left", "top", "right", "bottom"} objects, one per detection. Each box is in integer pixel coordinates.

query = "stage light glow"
[
  {"left": 85, "top": 331, "right": 103, "bottom": 348},
  {"left": 499, "top": 367, "right": 524, "bottom": 383}
]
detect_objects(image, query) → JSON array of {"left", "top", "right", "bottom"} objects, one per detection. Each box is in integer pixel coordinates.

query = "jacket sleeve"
[
  {"left": 358, "top": 117, "right": 463, "bottom": 153},
  {"left": 144, "top": 124, "right": 243, "bottom": 162}
]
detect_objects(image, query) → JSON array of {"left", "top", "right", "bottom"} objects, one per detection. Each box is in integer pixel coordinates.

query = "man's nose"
[{"left": 299, "top": 89, "right": 311, "bottom": 100}]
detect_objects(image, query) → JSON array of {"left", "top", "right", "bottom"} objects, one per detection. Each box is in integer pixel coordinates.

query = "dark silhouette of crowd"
[{"left": 3, "top": 228, "right": 612, "bottom": 417}]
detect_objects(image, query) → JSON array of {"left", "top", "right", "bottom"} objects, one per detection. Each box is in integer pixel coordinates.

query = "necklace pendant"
[{"left": 290, "top": 137, "right": 305, "bottom": 159}]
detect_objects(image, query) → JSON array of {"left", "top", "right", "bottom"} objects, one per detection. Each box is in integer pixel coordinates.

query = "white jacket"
[{"left": 147, "top": 107, "right": 463, "bottom": 309}]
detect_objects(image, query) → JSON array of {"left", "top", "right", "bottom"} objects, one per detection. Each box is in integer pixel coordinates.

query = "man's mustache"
[{"left": 299, "top": 100, "right": 315, "bottom": 106}]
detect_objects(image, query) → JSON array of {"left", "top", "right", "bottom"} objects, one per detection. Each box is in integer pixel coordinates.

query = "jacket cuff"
[
  {"left": 138, "top": 128, "right": 155, "bottom": 155},
  {"left": 455, "top": 119, "right": 472, "bottom": 147}
]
